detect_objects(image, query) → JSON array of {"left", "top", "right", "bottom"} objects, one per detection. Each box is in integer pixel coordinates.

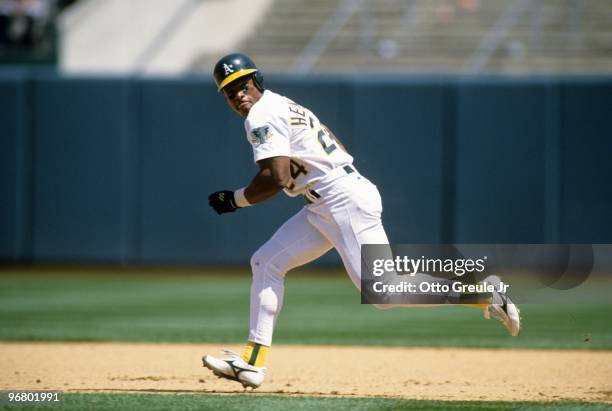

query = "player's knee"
[
  {"left": 250, "top": 245, "right": 287, "bottom": 278},
  {"left": 250, "top": 247, "right": 272, "bottom": 274},
  {"left": 250, "top": 249, "right": 263, "bottom": 273}
]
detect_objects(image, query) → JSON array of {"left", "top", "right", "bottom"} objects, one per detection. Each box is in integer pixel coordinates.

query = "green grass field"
[
  {"left": 1, "top": 394, "right": 611, "bottom": 411},
  {"left": 1, "top": 269, "right": 611, "bottom": 410},
  {"left": 0, "top": 269, "right": 610, "bottom": 349}
]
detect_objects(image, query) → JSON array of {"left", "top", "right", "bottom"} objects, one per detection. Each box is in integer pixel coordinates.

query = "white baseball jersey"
[
  {"left": 240, "top": 89, "right": 390, "bottom": 348},
  {"left": 244, "top": 90, "right": 354, "bottom": 196}
]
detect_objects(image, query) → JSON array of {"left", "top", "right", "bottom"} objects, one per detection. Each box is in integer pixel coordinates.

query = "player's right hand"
[{"left": 208, "top": 190, "right": 239, "bottom": 215}]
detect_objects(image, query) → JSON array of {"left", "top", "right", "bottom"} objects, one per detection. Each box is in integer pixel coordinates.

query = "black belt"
[
  {"left": 343, "top": 165, "right": 355, "bottom": 175},
  {"left": 303, "top": 165, "right": 355, "bottom": 204}
]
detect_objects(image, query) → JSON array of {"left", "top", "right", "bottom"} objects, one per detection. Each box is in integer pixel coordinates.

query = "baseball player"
[{"left": 202, "top": 53, "right": 521, "bottom": 389}]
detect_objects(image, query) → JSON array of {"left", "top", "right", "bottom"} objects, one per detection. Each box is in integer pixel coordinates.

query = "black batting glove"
[{"left": 208, "top": 190, "right": 239, "bottom": 215}]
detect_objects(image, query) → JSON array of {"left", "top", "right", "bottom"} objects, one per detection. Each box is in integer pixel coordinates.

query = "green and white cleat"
[
  {"left": 483, "top": 275, "right": 521, "bottom": 336},
  {"left": 202, "top": 349, "right": 265, "bottom": 389}
]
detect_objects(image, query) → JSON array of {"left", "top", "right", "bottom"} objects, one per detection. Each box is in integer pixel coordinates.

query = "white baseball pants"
[{"left": 248, "top": 171, "right": 389, "bottom": 346}]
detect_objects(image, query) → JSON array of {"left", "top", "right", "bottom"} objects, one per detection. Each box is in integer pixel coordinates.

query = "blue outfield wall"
[{"left": 0, "top": 71, "right": 611, "bottom": 265}]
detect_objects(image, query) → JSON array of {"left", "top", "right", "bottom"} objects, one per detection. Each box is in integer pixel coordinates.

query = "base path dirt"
[{"left": 1, "top": 343, "right": 611, "bottom": 403}]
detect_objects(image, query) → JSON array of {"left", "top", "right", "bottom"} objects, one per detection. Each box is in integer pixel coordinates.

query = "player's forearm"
[
  {"left": 243, "top": 156, "right": 291, "bottom": 204},
  {"left": 209, "top": 157, "right": 289, "bottom": 214},
  {"left": 244, "top": 171, "right": 286, "bottom": 204}
]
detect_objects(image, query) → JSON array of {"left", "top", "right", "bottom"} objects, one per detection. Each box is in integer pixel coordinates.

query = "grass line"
[{"left": 2, "top": 393, "right": 612, "bottom": 411}]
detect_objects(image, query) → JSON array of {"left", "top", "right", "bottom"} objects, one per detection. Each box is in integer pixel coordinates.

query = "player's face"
[{"left": 222, "top": 76, "right": 262, "bottom": 117}]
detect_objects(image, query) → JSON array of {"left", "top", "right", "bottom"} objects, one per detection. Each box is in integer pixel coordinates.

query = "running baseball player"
[{"left": 202, "top": 53, "right": 521, "bottom": 389}]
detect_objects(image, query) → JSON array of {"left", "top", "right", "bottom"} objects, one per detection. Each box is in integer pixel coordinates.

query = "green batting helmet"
[{"left": 213, "top": 53, "right": 264, "bottom": 92}]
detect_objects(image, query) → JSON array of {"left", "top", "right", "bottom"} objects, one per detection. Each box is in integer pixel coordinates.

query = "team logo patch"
[
  {"left": 251, "top": 126, "right": 272, "bottom": 146},
  {"left": 223, "top": 63, "right": 234, "bottom": 75}
]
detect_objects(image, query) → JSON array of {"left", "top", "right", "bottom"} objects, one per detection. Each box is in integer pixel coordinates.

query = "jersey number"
[
  {"left": 310, "top": 118, "right": 337, "bottom": 155},
  {"left": 290, "top": 159, "right": 308, "bottom": 179},
  {"left": 287, "top": 159, "right": 308, "bottom": 190},
  {"left": 318, "top": 128, "right": 337, "bottom": 154}
]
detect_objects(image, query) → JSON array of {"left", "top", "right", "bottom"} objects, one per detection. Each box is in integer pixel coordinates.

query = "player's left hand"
[{"left": 208, "top": 190, "right": 239, "bottom": 215}]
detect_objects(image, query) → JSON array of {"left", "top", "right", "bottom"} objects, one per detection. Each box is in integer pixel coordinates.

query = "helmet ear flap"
[{"left": 253, "top": 71, "right": 265, "bottom": 92}]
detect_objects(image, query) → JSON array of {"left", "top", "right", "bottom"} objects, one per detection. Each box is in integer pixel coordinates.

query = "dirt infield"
[{"left": 1, "top": 343, "right": 611, "bottom": 403}]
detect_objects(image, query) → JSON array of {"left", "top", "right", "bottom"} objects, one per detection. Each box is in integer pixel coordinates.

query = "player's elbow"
[
  {"left": 269, "top": 166, "right": 291, "bottom": 188},
  {"left": 272, "top": 173, "right": 290, "bottom": 188},
  {"left": 257, "top": 156, "right": 291, "bottom": 190},
  {"left": 269, "top": 158, "right": 291, "bottom": 188}
]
